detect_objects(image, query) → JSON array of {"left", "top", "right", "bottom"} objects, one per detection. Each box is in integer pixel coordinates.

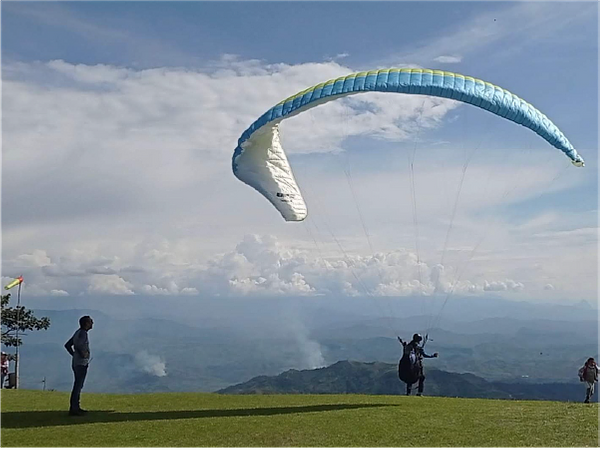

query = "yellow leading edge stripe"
[{"left": 276, "top": 68, "right": 525, "bottom": 108}]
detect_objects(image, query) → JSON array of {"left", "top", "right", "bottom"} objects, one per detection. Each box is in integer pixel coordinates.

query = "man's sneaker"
[
  {"left": 68, "top": 409, "right": 86, "bottom": 416},
  {"left": 416, "top": 393, "right": 422, "bottom": 397}
]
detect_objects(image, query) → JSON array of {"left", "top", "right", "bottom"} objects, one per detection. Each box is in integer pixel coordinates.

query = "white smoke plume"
[
  {"left": 134, "top": 350, "right": 167, "bottom": 377},
  {"left": 286, "top": 317, "right": 325, "bottom": 370}
]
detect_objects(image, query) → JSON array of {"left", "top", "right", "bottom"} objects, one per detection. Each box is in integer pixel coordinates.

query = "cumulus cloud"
[
  {"left": 141, "top": 281, "right": 180, "bottom": 295},
  {"left": 1, "top": 233, "right": 535, "bottom": 298},
  {"left": 483, "top": 279, "right": 524, "bottom": 292},
  {"left": 195, "top": 234, "right": 526, "bottom": 298},
  {"left": 1, "top": 57, "right": 594, "bottom": 303},
  {"left": 87, "top": 275, "right": 134, "bottom": 295},
  {"left": 15, "top": 250, "right": 52, "bottom": 267}
]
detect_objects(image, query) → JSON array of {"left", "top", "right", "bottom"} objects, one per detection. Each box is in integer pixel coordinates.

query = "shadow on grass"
[{"left": 1, "top": 403, "right": 390, "bottom": 429}]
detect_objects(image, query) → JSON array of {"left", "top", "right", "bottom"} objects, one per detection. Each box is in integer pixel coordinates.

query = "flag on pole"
[{"left": 4, "top": 276, "right": 24, "bottom": 290}]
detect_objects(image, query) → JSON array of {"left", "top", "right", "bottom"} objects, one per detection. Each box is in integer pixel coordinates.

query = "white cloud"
[
  {"left": 141, "top": 280, "right": 181, "bottom": 295},
  {"left": 1, "top": 57, "right": 595, "bottom": 303},
  {"left": 194, "top": 234, "right": 529, "bottom": 298},
  {"left": 15, "top": 250, "right": 52, "bottom": 267},
  {"left": 2, "top": 58, "right": 460, "bottom": 243},
  {"left": 50, "top": 289, "right": 70, "bottom": 296},
  {"left": 433, "top": 55, "right": 462, "bottom": 64},
  {"left": 532, "top": 227, "right": 598, "bottom": 243},
  {"left": 180, "top": 287, "right": 199, "bottom": 295},
  {"left": 141, "top": 285, "right": 173, "bottom": 295},
  {"left": 283, "top": 92, "right": 460, "bottom": 154},
  {"left": 483, "top": 279, "right": 524, "bottom": 292},
  {"left": 87, "top": 275, "right": 134, "bottom": 295},
  {"left": 0, "top": 229, "right": 594, "bottom": 302}
]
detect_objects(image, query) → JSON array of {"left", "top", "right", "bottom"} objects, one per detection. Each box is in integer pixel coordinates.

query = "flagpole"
[
  {"left": 4, "top": 276, "right": 24, "bottom": 389},
  {"left": 15, "top": 281, "right": 21, "bottom": 389}
]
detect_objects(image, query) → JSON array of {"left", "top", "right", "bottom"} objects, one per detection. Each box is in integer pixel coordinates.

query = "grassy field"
[{"left": 1, "top": 390, "right": 598, "bottom": 447}]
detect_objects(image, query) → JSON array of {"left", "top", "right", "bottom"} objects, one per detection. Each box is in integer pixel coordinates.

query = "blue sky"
[
  {"left": 3, "top": 2, "right": 507, "bottom": 67},
  {"left": 1, "top": 1, "right": 598, "bottom": 303}
]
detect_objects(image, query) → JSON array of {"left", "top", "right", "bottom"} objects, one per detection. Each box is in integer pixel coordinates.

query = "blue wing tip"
[{"left": 232, "top": 145, "right": 243, "bottom": 173}]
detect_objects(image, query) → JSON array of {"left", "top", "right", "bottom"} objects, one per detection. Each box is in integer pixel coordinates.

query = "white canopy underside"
[{"left": 234, "top": 124, "right": 307, "bottom": 221}]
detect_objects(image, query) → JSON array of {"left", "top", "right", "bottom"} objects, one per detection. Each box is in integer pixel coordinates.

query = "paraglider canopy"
[{"left": 233, "top": 68, "right": 584, "bottom": 221}]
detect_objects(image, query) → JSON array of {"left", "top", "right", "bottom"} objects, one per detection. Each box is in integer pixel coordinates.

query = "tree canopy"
[{"left": 1, "top": 294, "right": 51, "bottom": 348}]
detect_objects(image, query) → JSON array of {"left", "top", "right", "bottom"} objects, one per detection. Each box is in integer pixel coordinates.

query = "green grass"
[{"left": 1, "top": 390, "right": 597, "bottom": 447}]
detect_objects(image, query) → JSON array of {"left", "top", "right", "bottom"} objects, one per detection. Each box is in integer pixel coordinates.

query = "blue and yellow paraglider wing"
[{"left": 233, "top": 68, "right": 584, "bottom": 222}]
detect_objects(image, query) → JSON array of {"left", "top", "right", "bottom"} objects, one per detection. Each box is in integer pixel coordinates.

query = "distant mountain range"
[
  {"left": 218, "top": 360, "right": 595, "bottom": 403},
  {"left": 5, "top": 299, "right": 597, "bottom": 394}
]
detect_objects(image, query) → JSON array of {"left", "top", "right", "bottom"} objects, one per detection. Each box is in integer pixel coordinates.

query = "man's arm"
[
  {"left": 421, "top": 348, "right": 439, "bottom": 358},
  {"left": 64, "top": 337, "right": 75, "bottom": 356}
]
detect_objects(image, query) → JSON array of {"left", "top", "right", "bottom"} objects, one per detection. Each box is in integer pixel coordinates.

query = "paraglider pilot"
[{"left": 398, "top": 334, "right": 438, "bottom": 396}]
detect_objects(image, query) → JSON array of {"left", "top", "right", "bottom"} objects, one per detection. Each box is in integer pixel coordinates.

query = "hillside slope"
[
  {"left": 1, "top": 390, "right": 597, "bottom": 447},
  {"left": 218, "top": 360, "right": 593, "bottom": 402}
]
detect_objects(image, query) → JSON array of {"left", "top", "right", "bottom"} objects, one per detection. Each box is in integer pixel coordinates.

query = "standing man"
[{"left": 64, "top": 315, "right": 93, "bottom": 415}]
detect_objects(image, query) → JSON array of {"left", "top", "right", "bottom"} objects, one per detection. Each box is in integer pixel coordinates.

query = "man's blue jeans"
[{"left": 70, "top": 364, "right": 88, "bottom": 411}]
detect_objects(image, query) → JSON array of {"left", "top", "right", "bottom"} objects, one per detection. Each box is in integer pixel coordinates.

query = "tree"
[{"left": 1, "top": 294, "right": 50, "bottom": 348}]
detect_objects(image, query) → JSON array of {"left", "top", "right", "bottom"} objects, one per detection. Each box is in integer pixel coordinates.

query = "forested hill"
[{"left": 218, "top": 360, "right": 592, "bottom": 402}]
